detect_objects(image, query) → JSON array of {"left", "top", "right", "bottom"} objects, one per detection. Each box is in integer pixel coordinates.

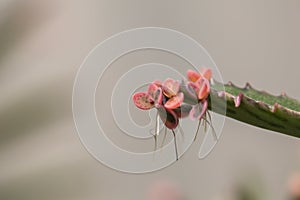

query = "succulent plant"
[{"left": 132, "top": 67, "right": 300, "bottom": 160}]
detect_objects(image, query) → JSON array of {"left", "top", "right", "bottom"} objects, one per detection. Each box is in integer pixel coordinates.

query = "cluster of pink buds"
[
  {"left": 133, "top": 68, "right": 212, "bottom": 128},
  {"left": 132, "top": 68, "right": 213, "bottom": 159}
]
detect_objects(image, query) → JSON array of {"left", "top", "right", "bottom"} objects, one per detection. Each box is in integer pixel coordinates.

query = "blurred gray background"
[{"left": 0, "top": 0, "right": 299, "bottom": 199}]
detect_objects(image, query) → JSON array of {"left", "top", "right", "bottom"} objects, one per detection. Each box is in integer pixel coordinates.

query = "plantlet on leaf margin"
[
  {"left": 184, "top": 68, "right": 217, "bottom": 141},
  {"left": 133, "top": 79, "right": 187, "bottom": 160},
  {"left": 132, "top": 68, "right": 216, "bottom": 161}
]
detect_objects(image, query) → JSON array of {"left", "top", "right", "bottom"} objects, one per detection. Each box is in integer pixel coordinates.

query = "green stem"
[{"left": 209, "top": 81, "right": 300, "bottom": 138}]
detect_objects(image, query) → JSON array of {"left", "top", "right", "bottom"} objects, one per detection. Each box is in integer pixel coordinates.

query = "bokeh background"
[{"left": 0, "top": 0, "right": 300, "bottom": 199}]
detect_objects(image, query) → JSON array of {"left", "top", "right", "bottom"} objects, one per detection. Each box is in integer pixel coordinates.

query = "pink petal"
[
  {"left": 187, "top": 70, "right": 201, "bottom": 82},
  {"left": 132, "top": 92, "right": 154, "bottom": 110},
  {"left": 189, "top": 100, "right": 208, "bottom": 121},
  {"left": 162, "top": 78, "right": 180, "bottom": 98},
  {"left": 164, "top": 92, "right": 184, "bottom": 109}
]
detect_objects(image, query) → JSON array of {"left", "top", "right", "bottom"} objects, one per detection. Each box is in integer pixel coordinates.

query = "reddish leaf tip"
[
  {"left": 234, "top": 93, "right": 244, "bottom": 107},
  {"left": 272, "top": 102, "right": 279, "bottom": 113}
]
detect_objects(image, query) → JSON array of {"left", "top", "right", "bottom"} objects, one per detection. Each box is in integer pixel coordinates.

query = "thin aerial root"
[
  {"left": 155, "top": 112, "right": 160, "bottom": 136},
  {"left": 193, "top": 119, "right": 201, "bottom": 141},
  {"left": 204, "top": 113, "right": 207, "bottom": 132},
  {"left": 207, "top": 110, "right": 212, "bottom": 123},
  {"left": 206, "top": 111, "right": 217, "bottom": 140},
  {"left": 153, "top": 135, "right": 157, "bottom": 152},
  {"left": 172, "top": 129, "right": 179, "bottom": 161},
  {"left": 202, "top": 117, "right": 218, "bottom": 141},
  {"left": 178, "top": 124, "right": 185, "bottom": 141},
  {"left": 151, "top": 112, "right": 164, "bottom": 152},
  {"left": 160, "top": 126, "right": 167, "bottom": 150}
]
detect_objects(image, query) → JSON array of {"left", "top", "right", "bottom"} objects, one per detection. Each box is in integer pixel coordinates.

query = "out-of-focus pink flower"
[
  {"left": 146, "top": 180, "right": 184, "bottom": 200},
  {"left": 288, "top": 172, "right": 300, "bottom": 198}
]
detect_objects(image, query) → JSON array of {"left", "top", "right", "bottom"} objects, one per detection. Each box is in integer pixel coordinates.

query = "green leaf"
[{"left": 209, "top": 81, "right": 300, "bottom": 138}]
